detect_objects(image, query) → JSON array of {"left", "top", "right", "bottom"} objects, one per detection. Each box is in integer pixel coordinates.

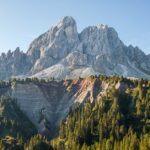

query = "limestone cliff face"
[
  {"left": 0, "top": 77, "right": 130, "bottom": 135},
  {"left": 0, "top": 16, "right": 150, "bottom": 80},
  {"left": 27, "top": 16, "right": 80, "bottom": 74},
  {"left": 0, "top": 47, "right": 30, "bottom": 80}
]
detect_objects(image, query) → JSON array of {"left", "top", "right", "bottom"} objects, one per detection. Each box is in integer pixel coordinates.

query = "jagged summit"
[
  {"left": 97, "top": 24, "right": 108, "bottom": 29},
  {"left": 57, "top": 16, "right": 77, "bottom": 28},
  {"left": 0, "top": 16, "right": 150, "bottom": 80}
]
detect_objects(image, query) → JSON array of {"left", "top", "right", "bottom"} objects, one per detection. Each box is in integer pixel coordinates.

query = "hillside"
[
  {"left": 0, "top": 76, "right": 149, "bottom": 149},
  {"left": 0, "top": 96, "right": 37, "bottom": 140},
  {"left": 53, "top": 76, "right": 150, "bottom": 149},
  {"left": 0, "top": 96, "right": 37, "bottom": 149}
]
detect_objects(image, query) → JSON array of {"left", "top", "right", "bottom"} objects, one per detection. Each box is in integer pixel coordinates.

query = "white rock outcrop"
[{"left": 0, "top": 16, "right": 150, "bottom": 80}]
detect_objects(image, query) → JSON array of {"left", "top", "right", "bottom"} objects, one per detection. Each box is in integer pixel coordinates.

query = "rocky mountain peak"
[
  {"left": 54, "top": 16, "right": 78, "bottom": 44},
  {"left": 0, "top": 16, "right": 150, "bottom": 80},
  {"left": 57, "top": 16, "right": 77, "bottom": 28},
  {"left": 13, "top": 47, "right": 21, "bottom": 57},
  {"left": 79, "top": 24, "right": 122, "bottom": 56},
  {"left": 96, "top": 24, "right": 108, "bottom": 29},
  {"left": 54, "top": 16, "right": 78, "bottom": 43}
]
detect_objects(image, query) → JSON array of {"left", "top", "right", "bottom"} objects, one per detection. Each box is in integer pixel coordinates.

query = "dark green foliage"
[
  {"left": 0, "top": 96, "right": 37, "bottom": 141},
  {"left": 25, "top": 134, "right": 53, "bottom": 150},
  {"left": 0, "top": 136, "right": 24, "bottom": 150},
  {"left": 0, "top": 76, "right": 150, "bottom": 149},
  {"left": 52, "top": 76, "right": 150, "bottom": 150}
]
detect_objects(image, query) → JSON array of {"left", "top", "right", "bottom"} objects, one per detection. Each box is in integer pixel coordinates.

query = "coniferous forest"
[{"left": 0, "top": 76, "right": 149, "bottom": 150}]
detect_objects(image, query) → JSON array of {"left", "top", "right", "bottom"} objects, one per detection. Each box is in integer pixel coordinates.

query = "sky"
[{"left": 0, "top": 0, "right": 150, "bottom": 54}]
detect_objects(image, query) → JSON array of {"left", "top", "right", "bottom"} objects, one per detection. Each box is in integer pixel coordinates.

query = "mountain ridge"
[{"left": 0, "top": 16, "right": 150, "bottom": 80}]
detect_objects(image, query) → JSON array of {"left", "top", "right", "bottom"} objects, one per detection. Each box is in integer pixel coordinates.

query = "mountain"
[
  {"left": 0, "top": 76, "right": 149, "bottom": 149},
  {"left": 1, "top": 77, "right": 103, "bottom": 135},
  {"left": 0, "top": 76, "right": 148, "bottom": 135},
  {"left": 0, "top": 16, "right": 150, "bottom": 80},
  {"left": 148, "top": 54, "right": 150, "bottom": 59}
]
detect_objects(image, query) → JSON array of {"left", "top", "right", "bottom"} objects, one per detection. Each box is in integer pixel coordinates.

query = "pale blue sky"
[{"left": 0, "top": 0, "right": 150, "bottom": 54}]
